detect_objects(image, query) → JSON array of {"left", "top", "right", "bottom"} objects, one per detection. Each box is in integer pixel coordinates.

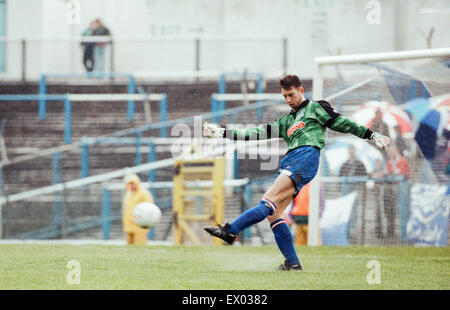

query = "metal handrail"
[
  {"left": 0, "top": 92, "right": 168, "bottom": 144},
  {"left": 0, "top": 36, "right": 288, "bottom": 82},
  {"left": 0, "top": 98, "right": 282, "bottom": 167}
]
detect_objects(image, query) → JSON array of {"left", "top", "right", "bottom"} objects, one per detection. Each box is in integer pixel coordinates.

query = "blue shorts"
[{"left": 276, "top": 146, "right": 320, "bottom": 197}]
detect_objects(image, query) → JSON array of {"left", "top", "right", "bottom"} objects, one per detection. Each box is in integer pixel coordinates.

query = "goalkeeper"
[{"left": 203, "top": 74, "right": 390, "bottom": 271}]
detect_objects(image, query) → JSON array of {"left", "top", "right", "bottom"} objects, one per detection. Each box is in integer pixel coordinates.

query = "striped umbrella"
[
  {"left": 433, "top": 94, "right": 450, "bottom": 110},
  {"left": 401, "top": 93, "right": 450, "bottom": 125},
  {"left": 351, "top": 101, "right": 413, "bottom": 138},
  {"left": 401, "top": 94, "right": 450, "bottom": 160},
  {"left": 415, "top": 108, "right": 449, "bottom": 159}
]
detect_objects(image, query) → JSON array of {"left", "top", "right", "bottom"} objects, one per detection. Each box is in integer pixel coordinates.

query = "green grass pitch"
[{"left": 0, "top": 244, "right": 448, "bottom": 290}]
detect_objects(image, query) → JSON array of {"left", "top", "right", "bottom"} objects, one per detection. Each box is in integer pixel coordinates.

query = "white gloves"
[
  {"left": 203, "top": 122, "right": 225, "bottom": 138},
  {"left": 370, "top": 132, "right": 390, "bottom": 152}
]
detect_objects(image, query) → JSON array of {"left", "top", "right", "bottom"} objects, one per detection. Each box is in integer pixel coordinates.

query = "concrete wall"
[{"left": 1, "top": 0, "right": 449, "bottom": 80}]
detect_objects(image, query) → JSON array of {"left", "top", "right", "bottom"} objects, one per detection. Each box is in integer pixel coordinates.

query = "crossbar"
[{"left": 315, "top": 47, "right": 450, "bottom": 66}]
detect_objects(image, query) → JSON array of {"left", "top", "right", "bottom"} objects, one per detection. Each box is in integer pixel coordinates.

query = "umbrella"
[
  {"left": 400, "top": 94, "right": 450, "bottom": 160},
  {"left": 401, "top": 94, "right": 450, "bottom": 124},
  {"left": 351, "top": 101, "right": 413, "bottom": 139},
  {"left": 429, "top": 93, "right": 450, "bottom": 110},
  {"left": 400, "top": 97, "right": 431, "bottom": 124},
  {"left": 322, "top": 136, "right": 384, "bottom": 175}
]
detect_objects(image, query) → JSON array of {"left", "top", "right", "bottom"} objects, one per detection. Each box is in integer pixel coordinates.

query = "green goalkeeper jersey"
[{"left": 224, "top": 99, "right": 373, "bottom": 151}]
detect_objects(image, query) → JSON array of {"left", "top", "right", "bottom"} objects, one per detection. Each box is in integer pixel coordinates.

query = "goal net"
[{"left": 309, "top": 48, "right": 450, "bottom": 246}]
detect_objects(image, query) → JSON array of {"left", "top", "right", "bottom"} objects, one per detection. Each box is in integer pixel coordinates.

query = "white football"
[{"left": 133, "top": 202, "right": 162, "bottom": 229}]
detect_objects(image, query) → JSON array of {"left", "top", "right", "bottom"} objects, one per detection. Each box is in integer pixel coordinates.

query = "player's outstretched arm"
[
  {"left": 203, "top": 122, "right": 225, "bottom": 138},
  {"left": 328, "top": 116, "right": 391, "bottom": 152},
  {"left": 314, "top": 100, "right": 391, "bottom": 152}
]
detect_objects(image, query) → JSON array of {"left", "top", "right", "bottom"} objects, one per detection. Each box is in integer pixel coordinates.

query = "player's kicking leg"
[
  {"left": 265, "top": 175, "right": 303, "bottom": 271},
  {"left": 204, "top": 173, "right": 302, "bottom": 270}
]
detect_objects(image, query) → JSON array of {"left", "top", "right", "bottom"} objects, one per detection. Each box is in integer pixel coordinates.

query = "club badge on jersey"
[{"left": 298, "top": 109, "right": 305, "bottom": 119}]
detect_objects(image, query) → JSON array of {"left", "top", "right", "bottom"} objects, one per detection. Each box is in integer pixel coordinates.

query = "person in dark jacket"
[{"left": 81, "top": 21, "right": 96, "bottom": 72}]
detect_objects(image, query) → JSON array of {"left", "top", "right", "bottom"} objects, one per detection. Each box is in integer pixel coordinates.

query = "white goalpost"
[{"left": 308, "top": 47, "right": 450, "bottom": 246}]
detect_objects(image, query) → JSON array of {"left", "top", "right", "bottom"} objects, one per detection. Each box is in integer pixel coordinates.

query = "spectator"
[
  {"left": 81, "top": 21, "right": 96, "bottom": 72},
  {"left": 339, "top": 145, "right": 368, "bottom": 194},
  {"left": 445, "top": 139, "right": 450, "bottom": 175},
  {"left": 369, "top": 109, "right": 390, "bottom": 138},
  {"left": 339, "top": 145, "right": 368, "bottom": 240},
  {"left": 92, "top": 18, "right": 111, "bottom": 73},
  {"left": 290, "top": 182, "right": 325, "bottom": 245},
  {"left": 393, "top": 125, "right": 407, "bottom": 156},
  {"left": 386, "top": 144, "right": 410, "bottom": 178},
  {"left": 434, "top": 127, "right": 450, "bottom": 183},
  {"left": 371, "top": 158, "right": 385, "bottom": 179},
  {"left": 122, "top": 174, "right": 155, "bottom": 245},
  {"left": 370, "top": 109, "right": 390, "bottom": 160},
  {"left": 371, "top": 158, "right": 386, "bottom": 239}
]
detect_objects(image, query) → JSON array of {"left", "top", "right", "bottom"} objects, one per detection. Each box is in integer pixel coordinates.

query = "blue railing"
[
  {"left": 78, "top": 137, "right": 159, "bottom": 183},
  {"left": 0, "top": 94, "right": 72, "bottom": 142},
  {"left": 6, "top": 187, "right": 171, "bottom": 240},
  {"left": 9, "top": 215, "right": 122, "bottom": 240},
  {"left": 0, "top": 98, "right": 282, "bottom": 198},
  {"left": 2, "top": 99, "right": 282, "bottom": 240},
  {"left": 213, "top": 72, "right": 265, "bottom": 123},
  {"left": 38, "top": 72, "right": 136, "bottom": 120},
  {"left": 0, "top": 93, "right": 168, "bottom": 144},
  {"left": 100, "top": 180, "right": 251, "bottom": 241},
  {"left": 75, "top": 100, "right": 282, "bottom": 179},
  {"left": 53, "top": 100, "right": 282, "bottom": 189},
  {"left": 100, "top": 187, "right": 174, "bottom": 240}
]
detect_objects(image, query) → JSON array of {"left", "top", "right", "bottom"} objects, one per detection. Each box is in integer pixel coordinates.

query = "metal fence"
[{"left": 0, "top": 36, "right": 288, "bottom": 81}]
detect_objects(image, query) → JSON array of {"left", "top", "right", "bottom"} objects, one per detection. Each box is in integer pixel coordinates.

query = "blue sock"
[
  {"left": 228, "top": 199, "right": 276, "bottom": 235},
  {"left": 270, "top": 219, "right": 300, "bottom": 265}
]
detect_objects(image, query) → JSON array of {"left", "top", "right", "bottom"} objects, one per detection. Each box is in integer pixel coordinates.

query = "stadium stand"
[{"left": 0, "top": 76, "right": 295, "bottom": 240}]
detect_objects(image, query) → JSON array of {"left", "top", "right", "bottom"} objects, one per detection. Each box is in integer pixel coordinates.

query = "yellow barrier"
[{"left": 173, "top": 158, "right": 225, "bottom": 245}]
